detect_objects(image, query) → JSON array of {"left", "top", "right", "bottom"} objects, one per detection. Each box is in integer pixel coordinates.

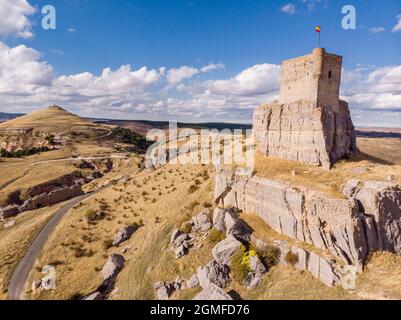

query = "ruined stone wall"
[{"left": 215, "top": 168, "right": 401, "bottom": 270}]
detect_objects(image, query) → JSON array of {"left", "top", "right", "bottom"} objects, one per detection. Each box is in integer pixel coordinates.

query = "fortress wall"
[
  {"left": 279, "top": 54, "right": 320, "bottom": 105},
  {"left": 318, "top": 52, "right": 342, "bottom": 112}
]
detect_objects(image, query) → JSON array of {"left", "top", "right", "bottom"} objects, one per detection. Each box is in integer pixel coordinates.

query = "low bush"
[
  {"left": 285, "top": 251, "right": 299, "bottom": 266},
  {"left": 207, "top": 229, "right": 226, "bottom": 244}
]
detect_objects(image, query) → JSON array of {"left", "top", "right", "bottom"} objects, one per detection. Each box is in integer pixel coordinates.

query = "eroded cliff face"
[
  {"left": 253, "top": 100, "right": 357, "bottom": 170},
  {"left": 0, "top": 128, "right": 63, "bottom": 153},
  {"left": 215, "top": 167, "right": 401, "bottom": 270}
]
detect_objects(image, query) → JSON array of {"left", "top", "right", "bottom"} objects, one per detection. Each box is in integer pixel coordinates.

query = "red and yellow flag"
[{"left": 315, "top": 26, "right": 321, "bottom": 33}]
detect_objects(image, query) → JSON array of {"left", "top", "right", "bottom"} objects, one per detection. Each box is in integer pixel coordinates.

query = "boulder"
[
  {"left": 213, "top": 208, "right": 226, "bottom": 232},
  {"left": 83, "top": 292, "right": 104, "bottom": 300},
  {"left": 154, "top": 282, "right": 174, "bottom": 300},
  {"left": 0, "top": 205, "right": 20, "bottom": 219},
  {"left": 186, "top": 274, "right": 200, "bottom": 289},
  {"left": 197, "top": 260, "right": 230, "bottom": 289},
  {"left": 224, "top": 212, "right": 252, "bottom": 242},
  {"left": 171, "top": 229, "right": 183, "bottom": 243},
  {"left": 4, "top": 220, "right": 16, "bottom": 228},
  {"left": 244, "top": 273, "right": 263, "bottom": 290},
  {"left": 192, "top": 211, "right": 212, "bottom": 232},
  {"left": 173, "top": 233, "right": 190, "bottom": 247},
  {"left": 31, "top": 280, "right": 42, "bottom": 293},
  {"left": 342, "top": 179, "right": 361, "bottom": 198},
  {"left": 249, "top": 255, "right": 267, "bottom": 275},
  {"left": 113, "top": 225, "right": 136, "bottom": 246},
  {"left": 101, "top": 254, "right": 125, "bottom": 282},
  {"left": 212, "top": 235, "right": 242, "bottom": 266},
  {"left": 175, "top": 245, "right": 188, "bottom": 259},
  {"left": 193, "top": 284, "right": 233, "bottom": 300}
]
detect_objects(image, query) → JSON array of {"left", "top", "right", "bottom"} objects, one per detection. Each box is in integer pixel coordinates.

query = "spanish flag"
[{"left": 315, "top": 26, "right": 321, "bottom": 33}]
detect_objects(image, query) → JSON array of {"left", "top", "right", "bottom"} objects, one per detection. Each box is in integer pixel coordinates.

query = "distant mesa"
[{"left": 254, "top": 48, "right": 357, "bottom": 169}]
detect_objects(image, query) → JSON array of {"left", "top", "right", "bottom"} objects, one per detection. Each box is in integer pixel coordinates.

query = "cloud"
[
  {"left": 0, "top": 0, "right": 35, "bottom": 38},
  {"left": 0, "top": 42, "right": 54, "bottom": 94},
  {"left": 281, "top": 3, "right": 296, "bottom": 15},
  {"left": 370, "top": 27, "right": 386, "bottom": 34},
  {"left": 208, "top": 64, "right": 280, "bottom": 97},
  {"left": 166, "top": 66, "right": 199, "bottom": 84},
  {"left": 200, "top": 63, "right": 224, "bottom": 73},
  {"left": 392, "top": 14, "right": 401, "bottom": 32},
  {"left": 166, "top": 63, "right": 224, "bottom": 84},
  {"left": 67, "top": 28, "right": 76, "bottom": 33},
  {"left": 302, "top": 0, "right": 323, "bottom": 12}
]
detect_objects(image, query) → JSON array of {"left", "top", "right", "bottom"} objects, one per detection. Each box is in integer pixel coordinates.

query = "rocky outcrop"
[
  {"left": 254, "top": 101, "right": 357, "bottom": 170},
  {"left": 193, "top": 284, "right": 233, "bottom": 300},
  {"left": 215, "top": 167, "right": 401, "bottom": 270},
  {"left": 345, "top": 181, "right": 401, "bottom": 254},
  {"left": 197, "top": 260, "right": 230, "bottom": 289},
  {"left": 19, "top": 185, "right": 84, "bottom": 212},
  {"left": 0, "top": 205, "right": 20, "bottom": 219},
  {"left": 101, "top": 254, "right": 125, "bottom": 285},
  {"left": 212, "top": 235, "right": 242, "bottom": 266},
  {"left": 113, "top": 225, "right": 137, "bottom": 246},
  {"left": 213, "top": 208, "right": 252, "bottom": 242}
]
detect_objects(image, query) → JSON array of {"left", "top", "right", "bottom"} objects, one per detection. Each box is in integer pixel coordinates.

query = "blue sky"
[{"left": 0, "top": 0, "right": 400, "bottom": 126}]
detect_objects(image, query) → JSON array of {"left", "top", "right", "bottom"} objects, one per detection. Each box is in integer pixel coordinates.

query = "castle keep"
[{"left": 254, "top": 48, "right": 357, "bottom": 169}]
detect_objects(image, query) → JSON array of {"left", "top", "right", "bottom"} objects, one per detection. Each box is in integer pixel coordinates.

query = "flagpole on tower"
[{"left": 315, "top": 25, "right": 321, "bottom": 48}]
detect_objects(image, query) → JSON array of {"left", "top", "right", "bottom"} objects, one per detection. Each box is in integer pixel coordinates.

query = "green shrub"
[
  {"left": 231, "top": 246, "right": 251, "bottom": 281},
  {"left": 207, "top": 229, "right": 226, "bottom": 244},
  {"left": 188, "top": 185, "right": 199, "bottom": 194},
  {"left": 285, "top": 251, "right": 299, "bottom": 266},
  {"left": 257, "top": 245, "right": 281, "bottom": 270},
  {"left": 102, "top": 239, "right": 114, "bottom": 250},
  {"left": 180, "top": 222, "right": 193, "bottom": 234}
]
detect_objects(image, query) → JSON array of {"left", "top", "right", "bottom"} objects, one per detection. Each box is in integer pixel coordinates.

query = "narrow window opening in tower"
[{"left": 328, "top": 71, "right": 332, "bottom": 79}]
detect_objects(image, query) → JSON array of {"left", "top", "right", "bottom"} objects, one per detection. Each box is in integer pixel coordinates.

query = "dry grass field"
[{"left": 253, "top": 137, "right": 401, "bottom": 198}]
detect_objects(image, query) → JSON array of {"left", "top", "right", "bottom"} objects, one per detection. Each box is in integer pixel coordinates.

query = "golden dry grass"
[
  {"left": 24, "top": 164, "right": 216, "bottom": 300},
  {"left": 253, "top": 137, "right": 401, "bottom": 198}
]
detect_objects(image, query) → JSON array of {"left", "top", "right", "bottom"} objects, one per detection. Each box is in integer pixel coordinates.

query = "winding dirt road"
[{"left": 7, "top": 186, "right": 108, "bottom": 300}]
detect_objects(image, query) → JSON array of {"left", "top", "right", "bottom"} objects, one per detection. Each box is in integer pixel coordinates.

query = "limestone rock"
[
  {"left": 171, "top": 228, "right": 183, "bottom": 243},
  {"left": 213, "top": 208, "right": 226, "bottom": 232},
  {"left": 113, "top": 225, "right": 136, "bottom": 246},
  {"left": 249, "top": 255, "right": 267, "bottom": 275},
  {"left": 0, "top": 205, "right": 20, "bottom": 219},
  {"left": 212, "top": 235, "right": 242, "bottom": 266},
  {"left": 192, "top": 210, "right": 212, "bottom": 232},
  {"left": 101, "top": 254, "right": 125, "bottom": 282},
  {"left": 186, "top": 274, "right": 200, "bottom": 289},
  {"left": 83, "top": 292, "right": 104, "bottom": 300},
  {"left": 355, "top": 181, "right": 401, "bottom": 253},
  {"left": 193, "top": 284, "right": 233, "bottom": 301},
  {"left": 197, "top": 260, "right": 230, "bottom": 289}
]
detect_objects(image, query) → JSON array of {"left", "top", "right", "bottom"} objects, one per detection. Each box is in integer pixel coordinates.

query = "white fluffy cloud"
[
  {"left": 166, "top": 63, "right": 224, "bottom": 84},
  {"left": 0, "top": 42, "right": 53, "bottom": 93},
  {"left": 281, "top": 3, "right": 296, "bottom": 15},
  {"left": 166, "top": 66, "right": 199, "bottom": 84},
  {"left": 392, "top": 14, "right": 401, "bottom": 32},
  {"left": 0, "top": 0, "right": 35, "bottom": 38},
  {"left": 208, "top": 64, "right": 280, "bottom": 97}
]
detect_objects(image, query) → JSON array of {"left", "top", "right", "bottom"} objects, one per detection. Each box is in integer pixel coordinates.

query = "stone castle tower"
[{"left": 254, "top": 48, "right": 357, "bottom": 169}]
